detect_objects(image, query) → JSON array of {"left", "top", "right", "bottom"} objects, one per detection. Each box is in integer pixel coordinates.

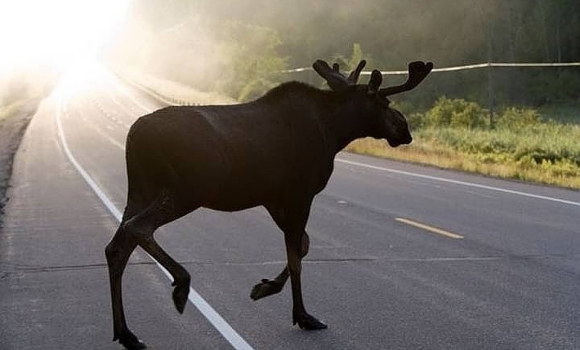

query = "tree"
[{"left": 214, "top": 21, "right": 288, "bottom": 101}]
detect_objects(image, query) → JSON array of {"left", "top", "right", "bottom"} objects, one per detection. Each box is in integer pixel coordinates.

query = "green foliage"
[
  {"left": 407, "top": 122, "right": 580, "bottom": 187},
  {"left": 331, "top": 43, "right": 368, "bottom": 72},
  {"left": 421, "top": 98, "right": 552, "bottom": 130},
  {"left": 416, "top": 121, "right": 580, "bottom": 166},
  {"left": 496, "top": 107, "right": 542, "bottom": 129},
  {"left": 215, "top": 21, "right": 288, "bottom": 101},
  {"left": 390, "top": 98, "right": 580, "bottom": 187},
  {"left": 424, "top": 97, "right": 487, "bottom": 129}
]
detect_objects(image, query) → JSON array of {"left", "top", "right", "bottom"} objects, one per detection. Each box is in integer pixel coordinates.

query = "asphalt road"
[{"left": 1, "top": 63, "right": 579, "bottom": 350}]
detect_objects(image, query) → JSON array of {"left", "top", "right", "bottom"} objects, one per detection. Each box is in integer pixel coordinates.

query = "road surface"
[{"left": 1, "top": 63, "right": 579, "bottom": 350}]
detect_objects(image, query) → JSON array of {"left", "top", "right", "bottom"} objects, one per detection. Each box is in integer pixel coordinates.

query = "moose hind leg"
[
  {"left": 137, "top": 236, "right": 191, "bottom": 313},
  {"left": 123, "top": 190, "right": 196, "bottom": 314},
  {"left": 250, "top": 267, "right": 289, "bottom": 300}
]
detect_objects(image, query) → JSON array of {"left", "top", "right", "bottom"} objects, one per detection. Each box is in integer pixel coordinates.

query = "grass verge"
[{"left": 346, "top": 124, "right": 580, "bottom": 189}]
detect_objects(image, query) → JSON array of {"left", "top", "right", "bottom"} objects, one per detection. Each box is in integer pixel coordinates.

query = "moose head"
[{"left": 313, "top": 59, "right": 433, "bottom": 147}]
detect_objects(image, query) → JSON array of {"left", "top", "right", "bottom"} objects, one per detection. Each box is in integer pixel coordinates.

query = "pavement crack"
[
  {"left": 0, "top": 261, "right": 153, "bottom": 275},
  {"left": 1, "top": 253, "right": 578, "bottom": 276}
]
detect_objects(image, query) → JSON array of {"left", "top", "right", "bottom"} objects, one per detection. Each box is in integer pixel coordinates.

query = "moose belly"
[{"left": 198, "top": 174, "right": 280, "bottom": 212}]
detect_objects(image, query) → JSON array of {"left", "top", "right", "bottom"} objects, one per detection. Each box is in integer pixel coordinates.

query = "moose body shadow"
[{"left": 105, "top": 59, "right": 432, "bottom": 349}]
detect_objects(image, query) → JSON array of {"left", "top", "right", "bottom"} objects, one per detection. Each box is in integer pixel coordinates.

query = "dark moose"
[{"left": 105, "top": 58, "right": 433, "bottom": 349}]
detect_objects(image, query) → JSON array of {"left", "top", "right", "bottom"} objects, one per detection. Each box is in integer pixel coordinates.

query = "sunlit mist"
[{"left": 0, "top": 0, "right": 130, "bottom": 76}]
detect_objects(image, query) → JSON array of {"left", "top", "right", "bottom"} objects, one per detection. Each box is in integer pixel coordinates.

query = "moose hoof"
[
  {"left": 117, "top": 330, "right": 147, "bottom": 350},
  {"left": 172, "top": 281, "right": 190, "bottom": 314},
  {"left": 250, "top": 279, "right": 284, "bottom": 300},
  {"left": 295, "top": 313, "right": 328, "bottom": 330}
]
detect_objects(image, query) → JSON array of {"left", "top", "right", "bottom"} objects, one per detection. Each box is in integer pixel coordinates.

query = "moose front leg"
[{"left": 250, "top": 232, "right": 310, "bottom": 300}]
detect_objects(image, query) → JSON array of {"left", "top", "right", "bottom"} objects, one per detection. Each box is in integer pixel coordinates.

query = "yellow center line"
[{"left": 395, "top": 218, "right": 464, "bottom": 239}]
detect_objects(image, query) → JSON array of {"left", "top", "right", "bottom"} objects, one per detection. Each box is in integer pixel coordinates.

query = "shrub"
[
  {"left": 496, "top": 107, "right": 542, "bottom": 129},
  {"left": 424, "top": 97, "right": 487, "bottom": 128},
  {"left": 406, "top": 112, "right": 425, "bottom": 130}
]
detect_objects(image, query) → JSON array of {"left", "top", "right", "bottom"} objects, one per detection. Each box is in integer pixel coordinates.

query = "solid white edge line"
[
  {"left": 102, "top": 69, "right": 153, "bottom": 113},
  {"left": 336, "top": 158, "right": 580, "bottom": 207},
  {"left": 56, "top": 89, "right": 255, "bottom": 350}
]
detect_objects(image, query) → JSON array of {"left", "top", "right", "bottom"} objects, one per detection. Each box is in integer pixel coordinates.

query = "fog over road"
[{"left": 1, "top": 64, "right": 579, "bottom": 350}]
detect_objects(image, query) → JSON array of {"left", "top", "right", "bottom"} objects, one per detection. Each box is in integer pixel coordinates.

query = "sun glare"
[{"left": 0, "top": 0, "right": 130, "bottom": 76}]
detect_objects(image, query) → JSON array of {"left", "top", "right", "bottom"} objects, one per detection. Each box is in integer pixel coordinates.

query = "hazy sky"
[{"left": 0, "top": 0, "right": 130, "bottom": 76}]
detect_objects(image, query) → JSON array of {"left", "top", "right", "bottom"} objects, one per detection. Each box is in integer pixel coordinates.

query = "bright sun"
[{"left": 0, "top": 0, "right": 130, "bottom": 75}]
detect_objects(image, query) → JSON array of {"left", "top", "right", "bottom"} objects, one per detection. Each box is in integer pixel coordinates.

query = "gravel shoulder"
[{"left": 0, "top": 99, "right": 40, "bottom": 226}]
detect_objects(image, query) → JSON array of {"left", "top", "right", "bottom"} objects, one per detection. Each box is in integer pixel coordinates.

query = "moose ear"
[{"left": 368, "top": 70, "right": 383, "bottom": 94}]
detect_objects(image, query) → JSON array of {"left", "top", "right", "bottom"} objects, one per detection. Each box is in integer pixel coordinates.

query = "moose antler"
[
  {"left": 347, "top": 60, "right": 366, "bottom": 84},
  {"left": 313, "top": 59, "right": 367, "bottom": 91},
  {"left": 378, "top": 61, "right": 433, "bottom": 97}
]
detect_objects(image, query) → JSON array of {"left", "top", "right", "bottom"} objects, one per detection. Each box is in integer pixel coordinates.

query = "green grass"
[
  {"left": 348, "top": 98, "right": 580, "bottom": 189},
  {"left": 347, "top": 122, "right": 580, "bottom": 189},
  {"left": 0, "top": 99, "right": 28, "bottom": 124}
]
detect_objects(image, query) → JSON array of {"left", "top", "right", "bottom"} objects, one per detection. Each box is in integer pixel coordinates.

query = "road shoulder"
[{"left": 0, "top": 99, "right": 40, "bottom": 227}]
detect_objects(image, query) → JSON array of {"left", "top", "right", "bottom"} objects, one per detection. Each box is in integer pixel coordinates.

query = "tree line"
[{"left": 107, "top": 0, "right": 580, "bottom": 109}]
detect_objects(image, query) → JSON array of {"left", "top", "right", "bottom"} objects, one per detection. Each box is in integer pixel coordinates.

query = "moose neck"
[
  {"left": 259, "top": 82, "right": 371, "bottom": 155},
  {"left": 315, "top": 90, "right": 372, "bottom": 155}
]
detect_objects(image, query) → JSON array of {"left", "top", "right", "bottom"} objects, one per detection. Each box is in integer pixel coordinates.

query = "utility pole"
[
  {"left": 477, "top": 3, "right": 494, "bottom": 128},
  {"left": 485, "top": 11, "right": 494, "bottom": 127}
]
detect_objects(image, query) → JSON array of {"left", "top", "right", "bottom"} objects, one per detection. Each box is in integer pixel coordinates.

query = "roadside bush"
[
  {"left": 406, "top": 112, "right": 425, "bottom": 130},
  {"left": 496, "top": 107, "right": 542, "bottom": 129},
  {"left": 424, "top": 97, "right": 487, "bottom": 129}
]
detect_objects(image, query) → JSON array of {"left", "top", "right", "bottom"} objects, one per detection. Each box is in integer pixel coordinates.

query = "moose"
[{"left": 105, "top": 58, "right": 433, "bottom": 349}]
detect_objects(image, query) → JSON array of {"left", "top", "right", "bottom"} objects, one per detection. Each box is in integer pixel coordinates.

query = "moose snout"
[{"left": 387, "top": 134, "right": 412, "bottom": 147}]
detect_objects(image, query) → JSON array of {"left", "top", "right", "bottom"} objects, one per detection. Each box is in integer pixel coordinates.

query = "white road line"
[
  {"left": 336, "top": 158, "right": 580, "bottom": 207},
  {"left": 103, "top": 70, "right": 153, "bottom": 113},
  {"left": 56, "top": 88, "right": 255, "bottom": 350}
]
